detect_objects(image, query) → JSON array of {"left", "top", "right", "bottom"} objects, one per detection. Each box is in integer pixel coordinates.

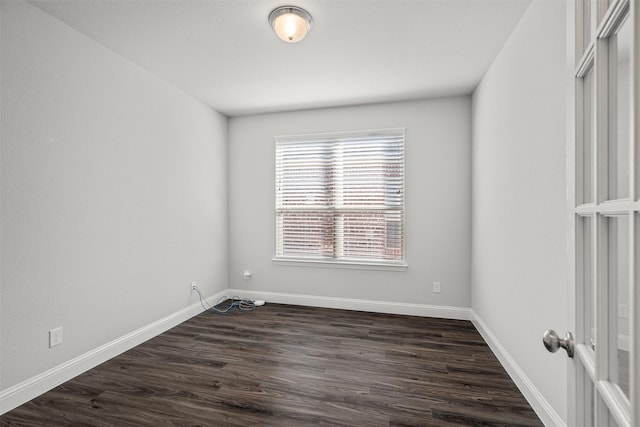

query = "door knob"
[{"left": 543, "top": 330, "right": 574, "bottom": 358}]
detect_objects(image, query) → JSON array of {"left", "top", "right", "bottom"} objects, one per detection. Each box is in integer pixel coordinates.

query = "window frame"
[{"left": 273, "top": 128, "right": 407, "bottom": 271}]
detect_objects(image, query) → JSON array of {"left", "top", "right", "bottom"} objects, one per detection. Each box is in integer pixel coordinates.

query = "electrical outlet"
[
  {"left": 433, "top": 282, "right": 441, "bottom": 293},
  {"left": 49, "top": 327, "right": 63, "bottom": 348},
  {"left": 191, "top": 282, "right": 197, "bottom": 293}
]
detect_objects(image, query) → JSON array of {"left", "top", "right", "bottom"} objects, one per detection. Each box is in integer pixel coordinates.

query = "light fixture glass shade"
[{"left": 269, "top": 6, "right": 313, "bottom": 43}]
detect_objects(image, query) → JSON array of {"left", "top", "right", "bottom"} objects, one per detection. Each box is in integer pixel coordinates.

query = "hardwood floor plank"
[{"left": 1, "top": 304, "right": 542, "bottom": 426}]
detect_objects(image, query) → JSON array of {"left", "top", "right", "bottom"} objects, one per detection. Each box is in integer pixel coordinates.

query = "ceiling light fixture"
[{"left": 268, "top": 6, "right": 313, "bottom": 43}]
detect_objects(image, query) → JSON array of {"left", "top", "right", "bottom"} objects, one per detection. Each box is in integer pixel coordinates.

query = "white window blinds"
[{"left": 275, "top": 128, "right": 405, "bottom": 265}]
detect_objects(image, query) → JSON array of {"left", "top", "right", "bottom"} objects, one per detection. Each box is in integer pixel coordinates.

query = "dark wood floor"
[{"left": 1, "top": 304, "right": 542, "bottom": 426}]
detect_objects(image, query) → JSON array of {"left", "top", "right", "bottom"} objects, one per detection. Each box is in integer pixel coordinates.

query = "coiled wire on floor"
[{"left": 192, "top": 286, "right": 256, "bottom": 314}]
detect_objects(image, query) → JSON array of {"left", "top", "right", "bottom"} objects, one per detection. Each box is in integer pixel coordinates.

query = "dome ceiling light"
[{"left": 268, "top": 6, "right": 313, "bottom": 43}]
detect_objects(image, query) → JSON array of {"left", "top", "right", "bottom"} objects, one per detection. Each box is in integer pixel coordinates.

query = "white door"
[{"left": 557, "top": 0, "right": 639, "bottom": 426}]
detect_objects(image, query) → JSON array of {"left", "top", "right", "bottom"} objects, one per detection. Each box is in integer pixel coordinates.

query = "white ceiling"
[{"left": 29, "top": 0, "right": 532, "bottom": 117}]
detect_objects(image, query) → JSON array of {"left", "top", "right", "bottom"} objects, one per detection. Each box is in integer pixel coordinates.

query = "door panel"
[
  {"left": 606, "top": 215, "right": 630, "bottom": 398},
  {"left": 608, "top": 15, "right": 631, "bottom": 200},
  {"left": 570, "top": 0, "right": 637, "bottom": 426}
]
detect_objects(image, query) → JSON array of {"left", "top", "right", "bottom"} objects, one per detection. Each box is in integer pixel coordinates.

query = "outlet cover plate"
[{"left": 49, "top": 327, "right": 63, "bottom": 348}]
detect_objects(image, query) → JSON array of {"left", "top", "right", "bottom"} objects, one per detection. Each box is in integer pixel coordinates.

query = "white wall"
[
  {"left": 0, "top": 0, "right": 228, "bottom": 391},
  {"left": 229, "top": 98, "right": 471, "bottom": 311},
  {"left": 471, "top": 0, "right": 568, "bottom": 423}
]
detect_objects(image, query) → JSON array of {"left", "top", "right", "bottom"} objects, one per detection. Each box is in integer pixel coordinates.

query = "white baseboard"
[
  {"left": 228, "top": 288, "right": 471, "bottom": 320},
  {"left": 470, "top": 310, "right": 566, "bottom": 427},
  {"left": 0, "top": 290, "right": 228, "bottom": 415}
]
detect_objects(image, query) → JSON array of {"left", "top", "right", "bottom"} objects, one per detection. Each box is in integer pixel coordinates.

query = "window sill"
[{"left": 272, "top": 257, "right": 408, "bottom": 271}]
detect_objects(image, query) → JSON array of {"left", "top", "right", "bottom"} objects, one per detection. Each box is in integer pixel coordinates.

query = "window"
[{"left": 275, "top": 128, "right": 405, "bottom": 268}]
